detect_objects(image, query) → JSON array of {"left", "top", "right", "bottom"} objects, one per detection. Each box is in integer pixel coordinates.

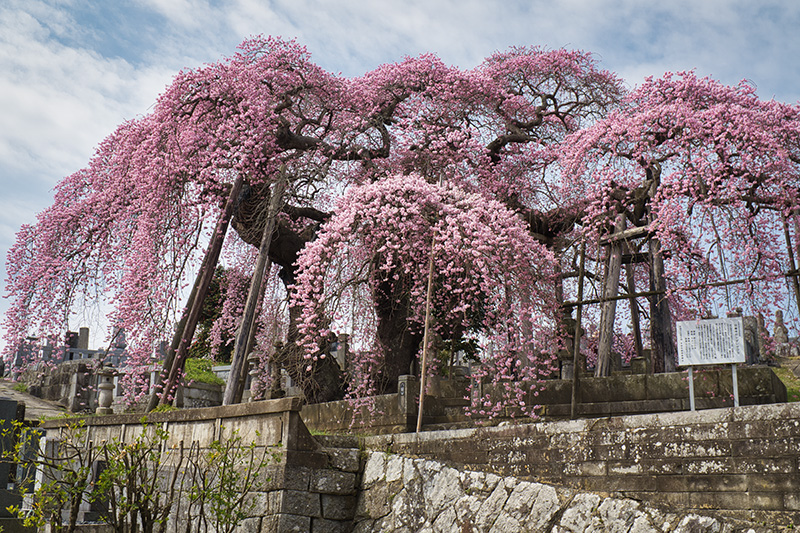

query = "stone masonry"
[
  {"left": 355, "top": 451, "right": 773, "bottom": 532},
  {"left": 361, "top": 402, "right": 800, "bottom": 529}
]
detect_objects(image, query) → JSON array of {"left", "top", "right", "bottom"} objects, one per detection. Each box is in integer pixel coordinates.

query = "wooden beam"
[
  {"left": 598, "top": 225, "right": 652, "bottom": 245},
  {"left": 223, "top": 169, "right": 287, "bottom": 406},
  {"left": 157, "top": 175, "right": 244, "bottom": 407}
]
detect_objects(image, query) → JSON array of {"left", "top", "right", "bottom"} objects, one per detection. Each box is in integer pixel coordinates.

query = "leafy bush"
[{"left": 185, "top": 357, "right": 225, "bottom": 386}]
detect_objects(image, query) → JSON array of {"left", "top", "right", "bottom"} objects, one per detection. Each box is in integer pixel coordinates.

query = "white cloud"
[{"left": 136, "top": 0, "right": 214, "bottom": 29}]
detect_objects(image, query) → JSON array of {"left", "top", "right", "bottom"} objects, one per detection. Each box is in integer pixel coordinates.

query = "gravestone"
[
  {"left": 0, "top": 398, "right": 24, "bottom": 518},
  {"left": 774, "top": 310, "right": 790, "bottom": 358}
]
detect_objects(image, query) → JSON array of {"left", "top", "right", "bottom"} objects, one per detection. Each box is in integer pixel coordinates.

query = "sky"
[{"left": 1, "top": 0, "right": 800, "bottom": 352}]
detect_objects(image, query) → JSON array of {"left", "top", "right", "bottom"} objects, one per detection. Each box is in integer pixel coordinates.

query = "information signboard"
[{"left": 676, "top": 317, "right": 746, "bottom": 366}]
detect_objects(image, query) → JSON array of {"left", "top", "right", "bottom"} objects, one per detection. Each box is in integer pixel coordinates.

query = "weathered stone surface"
[
  {"left": 362, "top": 452, "right": 386, "bottom": 486},
  {"left": 354, "top": 451, "right": 777, "bottom": 532},
  {"left": 321, "top": 494, "right": 357, "bottom": 520},
  {"left": 556, "top": 493, "right": 601, "bottom": 532},
  {"left": 325, "top": 447, "right": 361, "bottom": 472},
  {"left": 310, "top": 517, "right": 352, "bottom": 533},
  {"left": 673, "top": 514, "right": 722, "bottom": 533},
  {"left": 310, "top": 470, "right": 357, "bottom": 495},
  {"left": 280, "top": 489, "right": 321, "bottom": 517},
  {"left": 262, "top": 513, "right": 312, "bottom": 533},
  {"left": 236, "top": 517, "right": 262, "bottom": 533}
]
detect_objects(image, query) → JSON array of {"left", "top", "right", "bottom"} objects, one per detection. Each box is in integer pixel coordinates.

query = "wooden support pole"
[
  {"left": 626, "top": 263, "right": 645, "bottom": 362},
  {"left": 223, "top": 170, "right": 287, "bottom": 406},
  {"left": 647, "top": 166, "right": 676, "bottom": 374},
  {"left": 157, "top": 176, "right": 244, "bottom": 407},
  {"left": 563, "top": 272, "right": 800, "bottom": 308},
  {"left": 570, "top": 240, "right": 586, "bottom": 420},
  {"left": 624, "top": 235, "right": 645, "bottom": 364},
  {"left": 146, "top": 263, "right": 202, "bottom": 412},
  {"left": 649, "top": 234, "right": 676, "bottom": 373},
  {"left": 416, "top": 227, "right": 438, "bottom": 434},
  {"left": 782, "top": 214, "right": 800, "bottom": 319}
]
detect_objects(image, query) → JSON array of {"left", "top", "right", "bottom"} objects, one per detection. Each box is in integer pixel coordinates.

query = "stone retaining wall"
[
  {"left": 362, "top": 402, "right": 800, "bottom": 528},
  {"left": 301, "top": 367, "right": 786, "bottom": 434},
  {"left": 41, "top": 398, "right": 360, "bottom": 532},
  {"left": 354, "top": 452, "right": 773, "bottom": 532},
  {"left": 20, "top": 360, "right": 94, "bottom": 411}
]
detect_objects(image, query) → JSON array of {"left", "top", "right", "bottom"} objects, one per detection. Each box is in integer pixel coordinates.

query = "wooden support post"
[
  {"left": 782, "top": 214, "right": 800, "bottom": 319},
  {"left": 157, "top": 176, "right": 244, "bottom": 407},
  {"left": 416, "top": 224, "right": 438, "bottom": 434},
  {"left": 223, "top": 170, "right": 287, "bottom": 406},
  {"left": 570, "top": 240, "right": 586, "bottom": 420},
  {"left": 596, "top": 213, "right": 626, "bottom": 377},
  {"left": 146, "top": 266, "right": 201, "bottom": 412},
  {"left": 626, "top": 261, "right": 645, "bottom": 363}
]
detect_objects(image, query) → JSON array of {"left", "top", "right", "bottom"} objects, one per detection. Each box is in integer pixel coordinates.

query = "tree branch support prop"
[
  {"left": 223, "top": 169, "right": 287, "bottom": 406},
  {"left": 416, "top": 223, "right": 438, "bottom": 434},
  {"left": 154, "top": 176, "right": 244, "bottom": 409},
  {"left": 782, "top": 214, "right": 800, "bottom": 318},
  {"left": 570, "top": 239, "right": 587, "bottom": 420},
  {"left": 146, "top": 265, "right": 201, "bottom": 412},
  {"left": 595, "top": 212, "right": 625, "bottom": 377}
]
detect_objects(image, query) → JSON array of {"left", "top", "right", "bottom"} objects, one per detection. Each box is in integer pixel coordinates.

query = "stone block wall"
[
  {"left": 355, "top": 452, "right": 773, "bottom": 532},
  {"left": 40, "top": 398, "right": 360, "bottom": 532},
  {"left": 301, "top": 367, "right": 786, "bottom": 434},
  {"left": 20, "top": 360, "right": 95, "bottom": 412},
  {"left": 363, "top": 402, "right": 800, "bottom": 528},
  {"left": 177, "top": 381, "right": 223, "bottom": 408}
]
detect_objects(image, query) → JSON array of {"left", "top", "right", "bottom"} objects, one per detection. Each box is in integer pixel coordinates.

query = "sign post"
[{"left": 676, "top": 317, "right": 746, "bottom": 411}]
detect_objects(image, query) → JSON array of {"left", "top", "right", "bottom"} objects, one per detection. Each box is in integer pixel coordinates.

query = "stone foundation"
[{"left": 355, "top": 452, "right": 772, "bottom": 532}]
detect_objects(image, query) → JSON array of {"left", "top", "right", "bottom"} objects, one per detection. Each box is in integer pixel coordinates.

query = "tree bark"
[
  {"left": 231, "top": 202, "right": 345, "bottom": 403},
  {"left": 648, "top": 235, "right": 676, "bottom": 373},
  {"left": 373, "top": 273, "right": 423, "bottom": 394},
  {"left": 595, "top": 212, "right": 625, "bottom": 377},
  {"left": 571, "top": 240, "right": 586, "bottom": 420},
  {"left": 647, "top": 168, "right": 676, "bottom": 373},
  {"left": 626, "top": 263, "right": 645, "bottom": 362}
]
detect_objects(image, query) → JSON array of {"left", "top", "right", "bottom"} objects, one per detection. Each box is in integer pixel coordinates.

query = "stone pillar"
[
  {"left": 78, "top": 327, "right": 90, "bottom": 350},
  {"left": 774, "top": 310, "right": 789, "bottom": 358},
  {"left": 398, "top": 375, "right": 418, "bottom": 431},
  {"left": 96, "top": 368, "right": 115, "bottom": 415},
  {"left": 757, "top": 313, "right": 769, "bottom": 362},
  {"left": 335, "top": 333, "right": 349, "bottom": 372}
]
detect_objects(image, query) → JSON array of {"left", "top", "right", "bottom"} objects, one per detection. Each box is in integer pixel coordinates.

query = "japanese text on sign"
[{"left": 676, "top": 317, "right": 746, "bottom": 366}]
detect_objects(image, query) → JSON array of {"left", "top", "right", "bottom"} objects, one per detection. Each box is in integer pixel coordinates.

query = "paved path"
[{"left": 0, "top": 379, "right": 68, "bottom": 422}]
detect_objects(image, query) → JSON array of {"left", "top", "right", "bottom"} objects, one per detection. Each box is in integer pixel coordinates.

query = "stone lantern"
[{"left": 96, "top": 366, "right": 115, "bottom": 415}]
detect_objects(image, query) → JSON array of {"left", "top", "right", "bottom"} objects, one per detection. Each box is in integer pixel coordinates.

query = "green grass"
[
  {"left": 773, "top": 366, "right": 800, "bottom": 402},
  {"left": 151, "top": 404, "right": 178, "bottom": 413},
  {"left": 185, "top": 357, "right": 225, "bottom": 386},
  {"left": 11, "top": 382, "right": 28, "bottom": 393}
]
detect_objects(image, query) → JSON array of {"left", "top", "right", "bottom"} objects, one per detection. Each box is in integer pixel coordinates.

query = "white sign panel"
[{"left": 676, "top": 317, "right": 746, "bottom": 366}]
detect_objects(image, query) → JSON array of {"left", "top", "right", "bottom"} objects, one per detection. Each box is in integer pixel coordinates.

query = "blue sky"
[{"left": 2, "top": 0, "right": 799, "bottom": 351}]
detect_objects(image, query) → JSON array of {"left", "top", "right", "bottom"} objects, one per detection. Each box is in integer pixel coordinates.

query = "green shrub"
[{"left": 185, "top": 357, "right": 225, "bottom": 386}]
